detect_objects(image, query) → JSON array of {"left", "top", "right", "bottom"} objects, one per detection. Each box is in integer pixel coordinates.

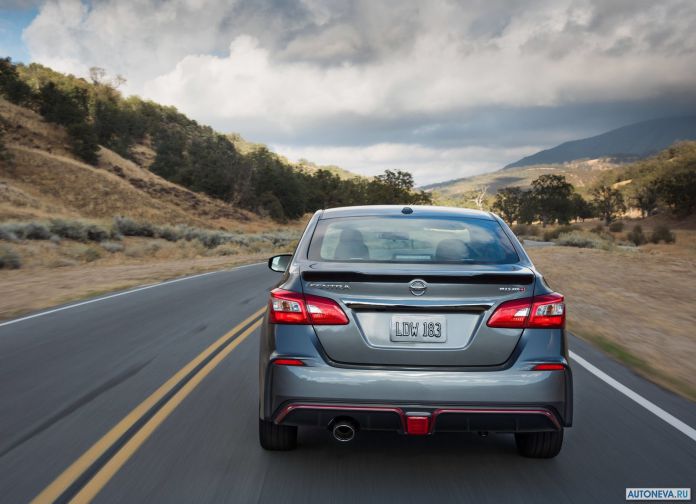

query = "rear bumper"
[
  {"left": 275, "top": 402, "right": 561, "bottom": 434},
  {"left": 266, "top": 363, "right": 572, "bottom": 429},
  {"left": 260, "top": 322, "right": 573, "bottom": 431}
]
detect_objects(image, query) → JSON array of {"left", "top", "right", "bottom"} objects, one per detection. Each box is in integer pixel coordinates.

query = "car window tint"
[{"left": 308, "top": 216, "right": 519, "bottom": 264}]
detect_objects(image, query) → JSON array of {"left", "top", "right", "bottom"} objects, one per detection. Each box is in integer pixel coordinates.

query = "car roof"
[{"left": 318, "top": 205, "right": 495, "bottom": 220}]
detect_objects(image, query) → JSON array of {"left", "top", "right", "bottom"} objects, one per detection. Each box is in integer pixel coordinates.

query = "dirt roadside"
[
  {"left": 0, "top": 254, "right": 269, "bottom": 321},
  {"left": 528, "top": 245, "right": 696, "bottom": 402}
]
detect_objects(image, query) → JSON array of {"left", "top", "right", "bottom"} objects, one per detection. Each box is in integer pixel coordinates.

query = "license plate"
[{"left": 390, "top": 315, "right": 447, "bottom": 343}]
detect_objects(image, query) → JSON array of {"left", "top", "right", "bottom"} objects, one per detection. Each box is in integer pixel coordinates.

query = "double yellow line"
[{"left": 32, "top": 307, "right": 266, "bottom": 504}]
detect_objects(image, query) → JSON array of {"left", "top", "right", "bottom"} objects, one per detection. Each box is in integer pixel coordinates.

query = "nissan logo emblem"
[{"left": 409, "top": 279, "right": 428, "bottom": 296}]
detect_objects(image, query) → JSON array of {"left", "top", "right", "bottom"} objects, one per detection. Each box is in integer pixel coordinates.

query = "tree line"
[
  {"left": 492, "top": 143, "right": 696, "bottom": 227},
  {"left": 0, "top": 58, "right": 431, "bottom": 221}
]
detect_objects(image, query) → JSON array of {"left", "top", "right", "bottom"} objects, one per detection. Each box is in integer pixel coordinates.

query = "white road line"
[
  {"left": 569, "top": 350, "right": 696, "bottom": 443},
  {"left": 0, "top": 263, "right": 264, "bottom": 329}
]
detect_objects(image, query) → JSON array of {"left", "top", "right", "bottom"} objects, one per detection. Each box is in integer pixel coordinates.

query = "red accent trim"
[
  {"left": 272, "top": 358, "right": 305, "bottom": 366},
  {"left": 274, "top": 403, "right": 561, "bottom": 432},
  {"left": 274, "top": 403, "right": 406, "bottom": 429},
  {"left": 532, "top": 363, "right": 566, "bottom": 371},
  {"left": 430, "top": 407, "right": 561, "bottom": 433}
]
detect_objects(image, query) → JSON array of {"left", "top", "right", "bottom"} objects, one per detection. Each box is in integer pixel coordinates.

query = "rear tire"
[
  {"left": 259, "top": 418, "right": 297, "bottom": 451},
  {"left": 515, "top": 429, "right": 563, "bottom": 458}
]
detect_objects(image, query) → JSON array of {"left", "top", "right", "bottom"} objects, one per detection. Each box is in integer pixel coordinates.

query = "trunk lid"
[{"left": 302, "top": 262, "right": 535, "bottom": 367}]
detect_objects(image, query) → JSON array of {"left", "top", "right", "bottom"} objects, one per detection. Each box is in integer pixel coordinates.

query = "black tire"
[
  {"left": 259, "top": 418, "right": 297, "bottom": 451},
  {"left": 515, "top": 429, "right": 563, "bottom": 458}
]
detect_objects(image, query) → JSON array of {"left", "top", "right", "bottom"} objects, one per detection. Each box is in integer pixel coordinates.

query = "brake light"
[
  {"left": 487, "top": 293, "right": 565, "bottom": 329},
  {"left": 486, "top": 298, "right": 531, "bottom": 328},
  {"left": 269, "top": 289, "right": 348, "bottom": 325},
  {"left": 406, "top": 416, "right": 430, "bottom": 435}
]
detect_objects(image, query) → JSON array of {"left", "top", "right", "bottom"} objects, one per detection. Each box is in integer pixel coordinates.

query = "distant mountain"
[
  {"left": 424, "top": 158, "right": 621, "bottom": 204},
  {"left": 504, "top": 116, "right": 696, "bottom": 169}
]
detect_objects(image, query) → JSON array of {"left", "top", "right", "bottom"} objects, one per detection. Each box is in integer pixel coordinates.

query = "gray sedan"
[{"left": 259, "top": 205, "right": 572, "bottom": 458}]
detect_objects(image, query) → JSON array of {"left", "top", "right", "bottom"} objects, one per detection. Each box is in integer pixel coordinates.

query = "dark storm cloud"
[{"left": 18, "top": 0, "right": 696, "bottom": 182}]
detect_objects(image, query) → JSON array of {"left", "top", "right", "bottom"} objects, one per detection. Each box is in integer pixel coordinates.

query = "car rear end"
[{"left": 259, "top": 205, "right": 572, "bottom": 457}]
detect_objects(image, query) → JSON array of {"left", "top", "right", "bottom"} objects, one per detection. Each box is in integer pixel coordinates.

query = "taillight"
[
  {"left": 269, "top": 289, "right": 307, "bottom": 324},
  {"left": 486, "top": 298, "right": 531, "bottom": 328},
  {"left": 527, "top": 293, "right": 565, "bottom": 328},
  {"left": 269, "top": 289, "right": 348, "bottom": 325},
  {"left": 487, "top": 293, "right": 565, "bottom": 329}
]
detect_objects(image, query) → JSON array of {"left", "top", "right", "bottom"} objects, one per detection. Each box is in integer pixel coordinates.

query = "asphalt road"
[{"left": 0, "top": 262, "right": 694, "bottom": 503}]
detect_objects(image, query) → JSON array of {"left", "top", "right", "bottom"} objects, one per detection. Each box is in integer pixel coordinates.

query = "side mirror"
[{"left": 268, "top": 254, "right": 292, "bottom": 272}]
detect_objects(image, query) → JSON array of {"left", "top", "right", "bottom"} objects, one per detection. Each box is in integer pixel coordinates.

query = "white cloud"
[
  {"left": 20, "top": 0, "right": 696, "bottom": 183},
  {"left": 273, "top": 143, "right": 541, "bottom": 186}
]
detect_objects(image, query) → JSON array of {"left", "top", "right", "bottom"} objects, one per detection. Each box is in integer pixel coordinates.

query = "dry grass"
[
  {"left": 0, "top": 96, "right": 292, "bottom": 232},
  {"left": 528, "top": 232, "right": 696, "bottom": 401},
  {"left": 0, "top": 253, "right": 271, "bottom": 320}
]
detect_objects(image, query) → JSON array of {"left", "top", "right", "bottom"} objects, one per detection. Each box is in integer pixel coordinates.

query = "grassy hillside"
[
  {"left": 0, "top": 58, "right": 426, "bottom": 223},
  {"left": 0, "top": 97, "right": 269, "bottom": 229},
  {"left": 426, "top": 157, "right": 621, "bottom": 204}
]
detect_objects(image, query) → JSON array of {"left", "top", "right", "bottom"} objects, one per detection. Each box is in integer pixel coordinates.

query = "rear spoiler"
[{"left": 301, "top": 271, "right": 534, "bottom": 285}]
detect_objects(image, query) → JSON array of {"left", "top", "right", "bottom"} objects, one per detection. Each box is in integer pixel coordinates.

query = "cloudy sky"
[{"left": 2, "top": 0, "right": 696, "bottom": 184}]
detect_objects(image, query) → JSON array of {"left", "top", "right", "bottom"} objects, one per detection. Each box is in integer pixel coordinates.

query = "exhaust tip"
[{"left": 332, "top": 420, "right": 357, "bottom": 442}]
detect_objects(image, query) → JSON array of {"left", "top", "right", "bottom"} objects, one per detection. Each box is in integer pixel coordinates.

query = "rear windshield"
[{"left": 308, "top": 216, "right": 519, "bottom": 264}]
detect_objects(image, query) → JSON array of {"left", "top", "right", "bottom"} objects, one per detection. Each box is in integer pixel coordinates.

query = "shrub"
[
  {"left": 511, "top": 224, "right": 542, "bottom": 237},
  {"left": 650, "top": 225, "right": 676, "bottom": 244},
  {"left": 0, "top": 244, "right": 21, "bottom": 269},
  {"left": 0, "top": 225, "right": 18, "bottom": 241},
  {"left": 65, "top": 244, "right": 102, "bottom": 262},
  {"left": 0, "top": 222, "right": 53, "bottom": 240},
  {"left": 49, "top": 219, "right": 88, "bottom": 242},
  {"left": 543, "top": 225, "right": 578, "bottom": 242},
  {"left": 608, "top": 221, "right": 624, "bottom": 232},
  {"left": 590, "top": 224, "right": 604, "bottom": 234},
  {"left": 555, "top": 231, "right": 612, "bottom": 250},
  {"left": 525, "top": 225, "right": 540, "bottom": 237},
  {"left": 85, "top": 224, "right": 110, "bottom": 242},
  {"left": 113, "top": 217, "right": 155, "bottom": 237},
  {"left": 198, "top": 231, "right": 225, "bottom": 249},
  {"left": 124, "top": 242, "right": 162, "bottom": 258},
  {"left": 214, "top": 244, "right": 240, "bottom": 256},
  {"left": 511, "top": 224, "right": 529, "bottom": 236},
  {"left": 25, "top": 222, "right": 52, "bottom": 240},
  {"left": 626, "top": 225, "right": 647, "bottom": 246},
  {"left": 155, "top": 226, "right": 183, "bottom": 242},
  {"left": 101, "top": 241, "right": 125, "bottom": 253},
  {"left": 83, "top": 246, "right": 102, "bottom": 262}
]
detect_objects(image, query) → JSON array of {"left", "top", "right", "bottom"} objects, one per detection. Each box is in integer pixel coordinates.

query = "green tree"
[
  {"left": 633, "top": 184, "right": 659, "bottom": 218},
  {"left": 591, "top": 184, "right": 626, "bottom": 224},
  {"left": 654, "top": 171, "right": 696, "bottom": 216},
  {"left": 492, "top": 186, "right": 524, "bottom": 223},
  {"left": 151, "top": 127, "right": 191, "bottom": 182},
  {"left": 66, "top": 123, "right": 99, "bottom": 165},
  {"left": 517, "top": 192, "right": 537, "bottom": 224},
  {"left": 370, "top": 170, "right": 432, "bottom": 205},
  {"left": 0, "top": 125, "right": 11, "bottom": 163},
  {"left": 570, "top": 193, "right": 595, "bottom": 222},
  {"left": 0, "top": 57, "right": 32, "bottom": 105},
  {"left": 38, "top": 82, "right": 89, "bottom": 125},
  {"left": 529, "top": 174, "right": 575, "bottom": 226}
]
